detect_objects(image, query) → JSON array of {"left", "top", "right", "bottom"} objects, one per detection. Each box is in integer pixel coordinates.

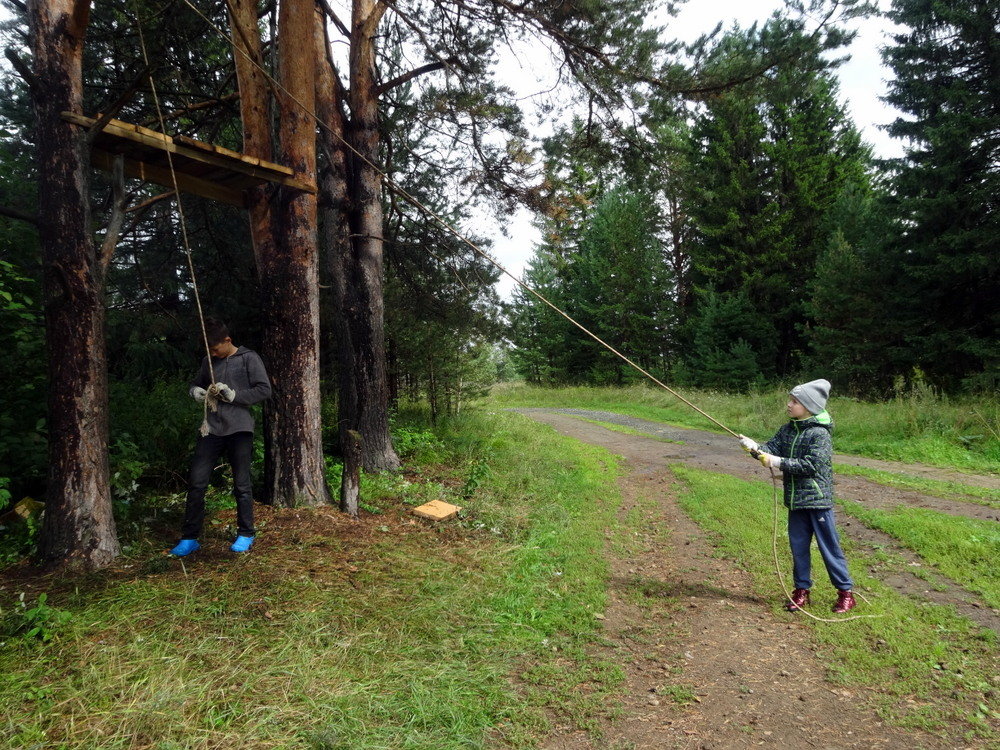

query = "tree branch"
[
  {"left": 4, "top": 48, "right": 39, "bottom": 91},
  {"left": 375, "top": 59, "right": 455, "bottom": 95},
  {"left": 125, "top": 190, "right": 175, "bottom": 213},
  {"left": 88, "top": 64, "right": 151, "bottom": 145},
  {"left": 315, "top": 0, "right": 349, "bottom": 37},
  {"left": 139, "top": 92, "right": 239, "bottom": 128},
  {"left": 98, "top": 155, "right": 128, "bottom": 279}
]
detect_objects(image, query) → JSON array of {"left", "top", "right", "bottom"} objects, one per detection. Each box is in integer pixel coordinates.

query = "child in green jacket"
[{"left": 739, "top": 379, "right": 856, "bottom": 614}]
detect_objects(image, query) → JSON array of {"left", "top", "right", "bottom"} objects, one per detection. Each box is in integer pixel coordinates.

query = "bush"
[{"left": 108, "top": 379, "right": 214, "bottom": 491}]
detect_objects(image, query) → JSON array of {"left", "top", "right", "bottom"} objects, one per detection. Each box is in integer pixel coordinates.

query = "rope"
[
  {"left": 766, "top": 467, "right": 881, "bottom": 623},
  {"left": 177, "top": 0, "right": 739, "bottom": 437},
  {"left": 133, "top": 4, "right": 218, "bottom": 436},
  {"left": 146, "top": 0, "right": 878, "bottom": 623}
]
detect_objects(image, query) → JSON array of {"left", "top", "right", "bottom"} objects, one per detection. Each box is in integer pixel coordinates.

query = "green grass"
[
  {"left": 489, "top": 382, "right": 1000, "bottom": 474},
  {"left": 669, "top": 465, "right": 998, "bottom": 740},
  {"left": 0, "top": 411, "right": 626, "bottom": 749},
  {"left": 838, "top": 500, "right": 1000, "bottom": 610},
  {"left": 835, "top": 464, "right": 1000, "bottom": 508}
]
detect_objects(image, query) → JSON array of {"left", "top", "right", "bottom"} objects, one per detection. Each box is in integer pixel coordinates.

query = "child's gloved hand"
[
  {"left": 757, "top": 452, "right": 781, "bottom": 470},
  {"left": 190, "top": 386, "right": 207, "bottom": 403},
  {"left": 210, "top": 382, "right": 237, "bottom": 403},
  {"left": 738, "top": 435, "right": 759, "bottom": 453}
]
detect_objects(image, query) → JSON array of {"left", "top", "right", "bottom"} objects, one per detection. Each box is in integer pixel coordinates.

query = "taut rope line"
[
  {"left": 178, "top": 0, "right": 738, "bottom": 438},
  {"left": 133, "top": 4, "right": 217, "bottom": 435},
  {"left": 150, "top": 0, "right": 879, "bottom": 621}
]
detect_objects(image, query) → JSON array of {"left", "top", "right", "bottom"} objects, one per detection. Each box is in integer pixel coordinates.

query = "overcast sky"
[{"left": 485, "top": 0, "right": 904, "bottom": 299}]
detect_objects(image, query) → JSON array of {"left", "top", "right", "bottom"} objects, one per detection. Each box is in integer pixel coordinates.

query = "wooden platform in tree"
[{"left": 61, "top": 112, "right": 316, "bottom": 208}]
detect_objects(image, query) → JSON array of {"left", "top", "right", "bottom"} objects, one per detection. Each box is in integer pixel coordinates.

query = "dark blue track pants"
[
  {"left": 181, "top": 431, "right": 254, "bottom": 539},
  {"left": 787, "top": 508, "right": 853, "bottom": 591}
]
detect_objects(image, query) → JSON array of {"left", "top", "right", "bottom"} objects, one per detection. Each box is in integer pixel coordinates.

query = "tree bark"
[
  {"left": 344, "top": 0, "right": 400, "bottom": 471},
  {"left": 263, "top": 0, "right": 330, "bottom": 506},
  {"left": 29, "top": 0, "right": 120, "bottom": 569},
  {"left": 339, "top": 429, "right": 361, "bottom": 517},
  {"left": 315, "top": 19, "right": 359, "bottom": 488},
  {"left": 229, "top": 0, "right": 331, "bottom": 507}
]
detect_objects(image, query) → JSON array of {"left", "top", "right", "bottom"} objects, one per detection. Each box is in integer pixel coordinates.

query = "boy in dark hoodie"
[
  {"left": 738, "top": 379, "right": 856, "bottom": 614},
  {"left": 169, "top": 319, "right": 272, "bottom": 557}
]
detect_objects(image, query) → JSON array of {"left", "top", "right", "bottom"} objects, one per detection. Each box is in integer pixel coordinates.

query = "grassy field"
[
  {"left": 0, "top": 411, "right": 632, "bottom": 749},
  {"left": 837, "top": 499, "right": 1000, "bottom": 609},
  {"left": 3, "top": 389, "right": 997, "bottom": 748},
  {"left": 670, "top": 465, "right": 999, "bottom": 741},
  {"left": 490, "top": 382, "right": 1000, "bottom": 475}
]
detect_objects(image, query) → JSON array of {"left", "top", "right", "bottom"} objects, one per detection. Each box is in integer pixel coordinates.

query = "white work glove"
[
  {"left": 757, "top": 453, "right": 781, "bottom": 470},
  {"left": 208, "top": 382, "right": 236, "bottom": 403},
  {"left": 738, "top": 435, "right": 759, "bottom": 453},
  {"left": 190, "top": 386, "right": 207, "bottom": 403}
]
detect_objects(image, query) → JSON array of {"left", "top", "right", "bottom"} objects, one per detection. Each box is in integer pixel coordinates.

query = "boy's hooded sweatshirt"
[
  {"left": 190, "top": 347, "right": 272, "bottom": 436},
  {"left": 760, "top": 411, "right": 834, "bottom": 510}
]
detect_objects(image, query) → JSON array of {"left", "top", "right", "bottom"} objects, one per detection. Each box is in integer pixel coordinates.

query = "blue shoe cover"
[
  {"left": 169, "top": 539, "right": 201, "bottom": 557},
  {"left": 231, "top": 535, "right": 255, "bottom": 553}
]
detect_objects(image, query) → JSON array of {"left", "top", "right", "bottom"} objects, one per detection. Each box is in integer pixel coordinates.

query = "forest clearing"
[
  {"left": 2, "top": 386, "right": 998, "bottom": 748},
  {"left": 1, "top": 0, "right": 998, "bottom": 746}
]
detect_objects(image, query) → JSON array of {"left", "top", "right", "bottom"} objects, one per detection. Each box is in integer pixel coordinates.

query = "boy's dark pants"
[
  {"left": 181, "top": 432, "right": 254, "bottom": 539},
  {"left": 788, "top": 508, "right": 853, "bottom": 591}
]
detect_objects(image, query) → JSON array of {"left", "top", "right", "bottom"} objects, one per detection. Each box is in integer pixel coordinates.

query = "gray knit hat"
[{"left": 790, "top": 379, "right": 831, "bottom": 415}]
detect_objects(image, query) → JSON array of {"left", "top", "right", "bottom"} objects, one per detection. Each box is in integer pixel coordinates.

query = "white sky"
[{"left": 484, "top": 0, "right": 904, "bottom": 299}]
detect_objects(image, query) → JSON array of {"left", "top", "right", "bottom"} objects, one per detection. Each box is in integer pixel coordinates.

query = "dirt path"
[
  {"left": 517, "top": 409, "right": 1000, "bottom": 522},
  {"left": 514, "top": 410, "right": 995, "bottom": 750}
]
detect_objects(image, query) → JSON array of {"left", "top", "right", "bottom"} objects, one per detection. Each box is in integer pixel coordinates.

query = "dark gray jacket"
[
  {"left": 760, "top": 411, "right": 834, "bottom": 510},
  {"left": 190, "top": 347, "right": 272, "bottom": 436}
]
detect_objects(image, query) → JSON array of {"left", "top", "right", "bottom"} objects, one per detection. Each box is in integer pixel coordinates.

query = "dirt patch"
[
  {"left": 838, "top": 517, "right": 1000, "bottom": 632},
  {"left": 544, "top": 465, "right": 950, "bottom": 749}
]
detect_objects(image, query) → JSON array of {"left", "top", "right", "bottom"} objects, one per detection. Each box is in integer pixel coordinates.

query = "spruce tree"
[
  {"left": 882, "top": 0, "right": 1000, "bottom": 389},
  {"left": 684, "top": 22, "right": 870, "bottom": 376}
]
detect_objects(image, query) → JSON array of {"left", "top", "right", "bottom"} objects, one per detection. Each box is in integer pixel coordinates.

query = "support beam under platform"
[{"left": 62, "top": 111, "right": 316, "bottom": 207}]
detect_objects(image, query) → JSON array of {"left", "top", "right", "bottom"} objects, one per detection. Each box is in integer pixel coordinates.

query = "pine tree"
[
  {"left": 806, "top": 185, "right": 912, "bottom": 395},
  {"left": 508, "top": 249, "right": 573, "bottom": 384},
  {"left": 882, "top": 0, "right": 1000, "bottom": 389}
]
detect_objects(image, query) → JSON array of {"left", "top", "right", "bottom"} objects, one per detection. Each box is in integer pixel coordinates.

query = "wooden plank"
[
  {"left": 412, "top": 500, "right": 462, "bottom": 522},
  {"left": 62, "top": 112, "right": 313, "bottom": 194},
  {"left": 174, "top": 134, "right": 282, "bottom": 172},
  {"left": 91, "top": 149, "right": 246, "bottom": 207}
]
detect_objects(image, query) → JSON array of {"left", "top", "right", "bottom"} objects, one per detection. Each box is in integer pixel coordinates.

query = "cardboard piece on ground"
[{"left": 412, "top": 500, "right": 462, "bottom": 522}]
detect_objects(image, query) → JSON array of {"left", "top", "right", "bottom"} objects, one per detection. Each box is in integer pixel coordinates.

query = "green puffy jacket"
[{"left": 760, "top": 411, "right": 834, "bottom": 510}]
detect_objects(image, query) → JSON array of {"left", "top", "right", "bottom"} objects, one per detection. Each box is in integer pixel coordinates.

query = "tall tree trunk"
[
  {"left": 345, "top": 0, "right": 400, "bottom": 471},
  {"left": 315, "top": 20, "right": 357, "bottom": 471},
  {"left": 264, "top": 0, "right": 329, "bottom": 506},
  {"left": 229, "top": 0, "right": 331, "bottom": 506},
  {"left": 29, "top": 0, "right": 120, "bottom": 569}
]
